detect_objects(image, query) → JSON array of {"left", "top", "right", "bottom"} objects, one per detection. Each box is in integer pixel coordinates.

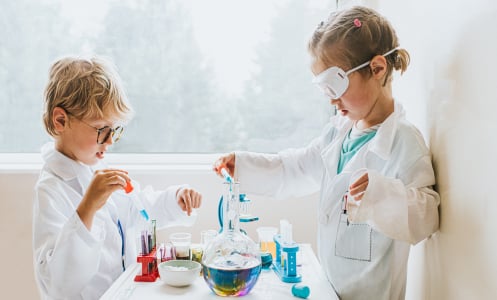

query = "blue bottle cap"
[
  {"left": 260, "top": 252, "right": 273, "bottom": 269},
  {"left": 292, "top": 284, "right": 310, "bottom": 299}
]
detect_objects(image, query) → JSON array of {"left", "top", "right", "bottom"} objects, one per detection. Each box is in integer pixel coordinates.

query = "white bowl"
[{"left": 158, "top": 260, "right": 201, "bottom": 287}]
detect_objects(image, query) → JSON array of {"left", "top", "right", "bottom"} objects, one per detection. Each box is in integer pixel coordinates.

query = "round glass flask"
[{"left": 202, "top": 182, "right": 262, "bottom": 297}]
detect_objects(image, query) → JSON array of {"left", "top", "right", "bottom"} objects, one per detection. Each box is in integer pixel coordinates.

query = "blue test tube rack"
[{"left": 272, "top": 234, "right": 302, "bottom": 283}]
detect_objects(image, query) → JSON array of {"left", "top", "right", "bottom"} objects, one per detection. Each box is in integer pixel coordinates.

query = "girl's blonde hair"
[
  {"left": 308, "top": 6, "right": 410, "bottom": 84},
  {"left": 43, "top": 56, "right": 133, "bottom": 137}
]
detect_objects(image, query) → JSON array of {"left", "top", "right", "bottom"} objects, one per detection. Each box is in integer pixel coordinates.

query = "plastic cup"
[
  {"left": 170, "top": 232, "right": 191, "bottom": 260},
  {"left": 256, "top": 226, "right": 278, "bottom": 258},
  {"left": 200, "top": 229, "right": 218, "bottom": 247}
]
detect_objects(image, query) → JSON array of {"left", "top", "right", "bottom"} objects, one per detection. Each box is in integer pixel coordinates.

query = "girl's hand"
[
  {"left": 348, "top": 172, "right": 369, "bottom": 201},
  {"left": 177, "top": 187, "right": 202, "bottom": 216},
  {"left": 213, "top": 153, "right": 235, "bottom": 178},
  {"left": 77, "top": 169, "right": 130, "bottom": 229}
]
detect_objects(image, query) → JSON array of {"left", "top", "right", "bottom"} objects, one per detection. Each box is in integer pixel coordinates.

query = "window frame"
[{"left": 0, "top": 153, "right": 218, "bottom": 174}]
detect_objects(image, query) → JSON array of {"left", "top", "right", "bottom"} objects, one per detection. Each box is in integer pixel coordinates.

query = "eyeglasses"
[
  {"left": 66, "top": 112, "right": 124, "bottom": 144},
  {"left": 313, "top": 48, "right": 398, "bottom": 99}
]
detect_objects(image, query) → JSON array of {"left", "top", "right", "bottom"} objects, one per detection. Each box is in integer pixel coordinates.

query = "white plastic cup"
[
  {"left": 170, "top": 232, "right": 191, "bottom": 260},
  {"left": 200, "top": 229, "right": 218, "bottom": 247}
]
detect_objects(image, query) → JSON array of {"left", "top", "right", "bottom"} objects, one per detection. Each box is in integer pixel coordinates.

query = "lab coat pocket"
[{"left": 335, "top": 212, "right": 372, "bottom": 262}]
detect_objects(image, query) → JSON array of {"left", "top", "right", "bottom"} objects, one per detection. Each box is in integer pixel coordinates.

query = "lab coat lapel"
[
  {"left": 321, "top": 119, "right": 352, "bottom": 176},
  {"left": 318, "top": 121, "right": 352, "bottom": 224}
]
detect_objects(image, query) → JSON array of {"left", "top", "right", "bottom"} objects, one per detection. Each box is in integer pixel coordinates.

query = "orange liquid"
[{"left": 260, "top": 241, "right": 276, "bottom": 258}]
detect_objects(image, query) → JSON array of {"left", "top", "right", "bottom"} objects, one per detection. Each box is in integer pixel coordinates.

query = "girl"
[{"left": 214, "top": 6, "right": 439, "bottom": 300}]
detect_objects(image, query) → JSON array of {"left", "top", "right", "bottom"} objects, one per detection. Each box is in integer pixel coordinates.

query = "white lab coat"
[
  {"left": 235, "top": 101, "right": 440, "bottom": 300},
  {"left": 32, "top": 143, "right": 196, "bottom": 300}
]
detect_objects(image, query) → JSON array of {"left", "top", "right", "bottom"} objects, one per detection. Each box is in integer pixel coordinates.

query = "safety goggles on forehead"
[{"left": 313, "top": 48, "right": 399, "bottom": 99}]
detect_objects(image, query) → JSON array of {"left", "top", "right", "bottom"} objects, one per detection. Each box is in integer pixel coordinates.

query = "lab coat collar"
[
  {"left": 321, "top": 100, "right": 405, "bottom": 172},
  {"left": 367, "top": 100, "right": 405, "bottom": 161},
  {"left": 41, "top": 142, "right": 92, "bottom": 183}
]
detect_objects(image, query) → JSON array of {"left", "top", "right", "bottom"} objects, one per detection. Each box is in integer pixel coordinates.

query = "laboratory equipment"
[
  {"left": 260, "top": 252, "right": 273, "bottom": 269},
  {"left": 292, "top": 284, "right": 310, "bottom": 299},
  {"left": 170, "top": 232, "right": 192, "bottom": 260},
  {"left": 135, "top": 220, "right": 158, "bottom": 282},
  {"left": 256, "top": 226, "right": 278, "bottom": 258},
  {"left": 220, "top": 168, "right": 233, "bottom": 183},
  {"left": 217, "top": 168, "right": 258, "bottom": 233},
  {"left": 124, "top": 179, "right": 150, "bottom": 221},
  {"left": 124, "top": 180, "right": 134, "bottom": 193},
  {"left": 158, "top": 260, "right": 201, "bottom": 287},
  {"left": 218, "top": 193, "right": 259, "bottom": 234},
  {"left": 201, "top": 229, "right": 218, "bottom": 246},
  {"left": 272, "top": 220, "right": 302, "bottom": 283},
  {"left": 202, "top": 181, "right": 262, "bottom": 297},
  {"left": 217, "top": 167, "right": 259, "bottom": 228}
]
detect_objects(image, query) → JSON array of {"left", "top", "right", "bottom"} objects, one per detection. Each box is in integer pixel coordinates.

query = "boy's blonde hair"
[
  {"left": 43, "top": 56, "right": 133, "bottom": 137},
  {"left": 308, "top": 6, "right": 410, "bottom": 84}
]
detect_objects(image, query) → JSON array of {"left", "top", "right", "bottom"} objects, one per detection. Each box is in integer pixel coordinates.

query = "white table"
[{"left": 101, "top": 244, "right": 338, "bottom": 300}]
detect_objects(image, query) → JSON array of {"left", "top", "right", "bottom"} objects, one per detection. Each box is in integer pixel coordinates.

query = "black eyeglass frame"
[{"left": 65, "top": 111, "right": 124, "bottom": 145}]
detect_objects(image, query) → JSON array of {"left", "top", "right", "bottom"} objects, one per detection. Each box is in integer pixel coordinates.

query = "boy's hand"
[
  {"left": 213, "top": 153, "right": 235, "bottom": 178},
  {"left": 77, "top": 169, "right": 130, "bottom": 229},
  {"left": 176, "top": 187, "right": 202, "bottom": 216}
]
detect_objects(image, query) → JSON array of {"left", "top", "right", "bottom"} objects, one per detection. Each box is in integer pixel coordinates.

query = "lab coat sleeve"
[
  {"left": 349, "top": 155, "right": 440, "bottom": 244},
  {"left": 137, "top": 184, "right": 197, "bottom": 229},
  {"left": 33, "top": 185, "right": 106, "bottom": 298},
  {"left": 235, "top": 138, "right": 323, "bottom": 200}
]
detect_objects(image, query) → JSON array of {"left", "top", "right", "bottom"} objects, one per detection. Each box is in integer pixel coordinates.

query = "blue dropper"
[
  {"left": 135, "top": 201, "right": 150, "bottom": 221},
  {"left": 220, "top": 168, "right": 233, "bottom": 183},
  {"left": 126, "top": 181, "right": 150, "bottom": 221}
]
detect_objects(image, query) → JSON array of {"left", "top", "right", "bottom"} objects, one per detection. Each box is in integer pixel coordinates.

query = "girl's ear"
[
  {"left": 52, "top": 107, "right": 68, "bottom": 133},
  {"left": 369, "top": 55, "right": 387, "bottom": 78}
]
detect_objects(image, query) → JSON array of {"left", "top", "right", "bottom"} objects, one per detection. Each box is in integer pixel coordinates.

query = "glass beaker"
[
  {"left": 256, "top": 226, "right": 278, "bottom": 259},
  {"left": 202, "top": 182, "right": 262, "bottom": 297},
  {"left": 201, "top": 229, "right": 218, "bottom": 248}
]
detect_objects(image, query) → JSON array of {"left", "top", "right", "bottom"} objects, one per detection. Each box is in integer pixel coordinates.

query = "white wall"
[
  {"left": 370, "top": 0, "right": 497, "bottom": 299},
  {"left": 0, "top": 168, "right": 318, "bottom": 299}
]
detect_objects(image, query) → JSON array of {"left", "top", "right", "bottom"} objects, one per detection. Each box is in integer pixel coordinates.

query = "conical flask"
[{"left": 202, "top": 182, "right": 261, "bottom": 296}]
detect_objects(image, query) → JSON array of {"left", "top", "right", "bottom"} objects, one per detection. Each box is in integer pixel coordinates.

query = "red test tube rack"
[{"left": 134, "top": 247, "right": 159, "bottom": 282}]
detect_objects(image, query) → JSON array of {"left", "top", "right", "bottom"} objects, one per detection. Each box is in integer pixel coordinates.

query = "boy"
[{"left": 33, "top": 56, "right": 202, "bottom": 299}]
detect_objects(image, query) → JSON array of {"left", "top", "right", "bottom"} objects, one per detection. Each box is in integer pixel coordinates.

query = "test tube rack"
[
  {"left": 272, "top": 234, "right": 302, "bottom": 283},
  {"left": 134, "top": 247, "right": 159, "bottom": 282}
]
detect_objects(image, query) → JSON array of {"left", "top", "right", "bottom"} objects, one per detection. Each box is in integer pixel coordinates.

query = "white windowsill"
[{"left": 0, "top": 153, "right": 221, "bottom": 174}]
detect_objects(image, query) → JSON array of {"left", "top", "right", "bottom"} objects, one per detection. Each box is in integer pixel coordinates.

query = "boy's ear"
[
  {"left": 52, "top": 107, "right": 68, "bottom": 132},
  {"left": 370, "top": 55, "right": 387, "bottom": 78}
]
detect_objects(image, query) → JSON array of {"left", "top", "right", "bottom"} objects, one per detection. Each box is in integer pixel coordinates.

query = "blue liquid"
[{"left": 203, "top": 264, "right": 261, "bottom": 296}]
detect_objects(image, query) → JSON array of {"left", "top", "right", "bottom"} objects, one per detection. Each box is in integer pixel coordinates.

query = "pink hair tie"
[{"left": 353, "top": 18, "right": 362, "bottom": 28}]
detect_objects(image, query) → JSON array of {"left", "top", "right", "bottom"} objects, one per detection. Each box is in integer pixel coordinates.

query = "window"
[{"left": 0, "top": 0, "right": 334, "bottom": 153}]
